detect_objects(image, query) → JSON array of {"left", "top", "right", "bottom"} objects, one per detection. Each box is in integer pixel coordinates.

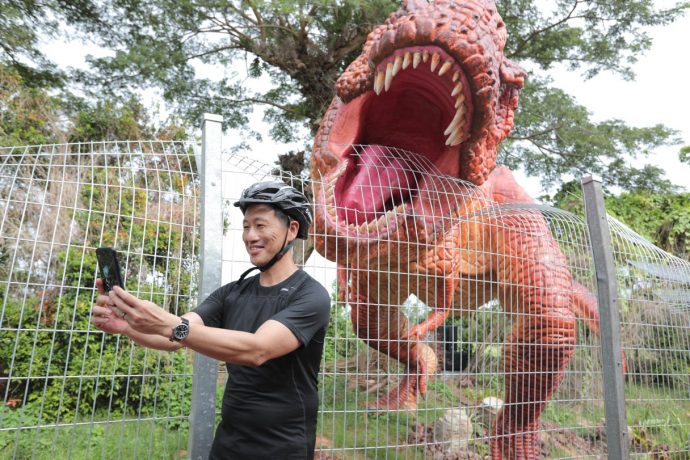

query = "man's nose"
[{"left": 244, "top": 227, "right": 259, "bottom": 241}]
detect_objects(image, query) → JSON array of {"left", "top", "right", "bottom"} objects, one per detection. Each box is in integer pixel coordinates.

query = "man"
[{"left": 91, "top": 181, "right": 331, "bottom": 459}]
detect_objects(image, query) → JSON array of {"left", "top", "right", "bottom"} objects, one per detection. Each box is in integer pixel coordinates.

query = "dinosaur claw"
[{"left": 403, "top": 324, "right": 427, "bottom": 341}]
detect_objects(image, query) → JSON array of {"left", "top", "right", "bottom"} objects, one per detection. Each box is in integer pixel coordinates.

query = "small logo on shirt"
[{"left": 280, "top": 288, "right": 290, "bottom": 292}]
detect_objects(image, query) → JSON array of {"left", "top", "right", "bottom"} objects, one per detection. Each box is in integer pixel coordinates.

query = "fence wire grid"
[
  {"left": 1, "top": 138, "right": 688, "bottom": 460},
  {"left": 1, "top": 142, "right": 199, "bottom": 459}
]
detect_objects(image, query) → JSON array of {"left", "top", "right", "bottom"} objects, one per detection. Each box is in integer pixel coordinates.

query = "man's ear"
[{"left": 289, "top": 220, "right": 300, "bottom": 240}]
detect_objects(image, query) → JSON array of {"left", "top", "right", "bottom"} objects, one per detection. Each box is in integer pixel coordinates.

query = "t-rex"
[{"left": 310, "top": 0, "right": 601, "bottom": 458}]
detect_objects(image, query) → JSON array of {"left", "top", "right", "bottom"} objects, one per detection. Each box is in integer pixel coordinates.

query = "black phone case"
[{"left": 96, "top": 247, "right": 124, "bottom": 292}]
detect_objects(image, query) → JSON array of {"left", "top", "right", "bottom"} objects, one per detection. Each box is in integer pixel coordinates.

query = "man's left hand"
[{"left": 109, "top": 286, "right": 178, "bottom": 337}]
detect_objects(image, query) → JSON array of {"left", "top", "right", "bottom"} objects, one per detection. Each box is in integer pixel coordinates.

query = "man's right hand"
[{"left": 92, "top": 278, "right": 129, "bottom": 335}]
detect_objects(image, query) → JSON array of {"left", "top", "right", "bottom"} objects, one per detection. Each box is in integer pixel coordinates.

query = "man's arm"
[
  {"left": 92, "top": 279, "right": 199, "bottom": 352},
  {"left": 107, "top": 285, "right": 300, "bottom": 366},
  {"left": 177, "top": 319, "right": 300, "bottom": 366},
  {"left": 124, "top": 313, "right": 203, "bottom": 352}
]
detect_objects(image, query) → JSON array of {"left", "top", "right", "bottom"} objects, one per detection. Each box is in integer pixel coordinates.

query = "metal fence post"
[
  {"left": 189, "top": 113, "right": 223, "bottom": 459},
  {"left": 582, "top": 176, "right": 629, "bottom": 460}
]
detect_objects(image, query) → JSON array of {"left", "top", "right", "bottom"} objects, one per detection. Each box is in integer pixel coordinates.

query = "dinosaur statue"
[{"left": 310, "top": 0, "right": 600, "bottom": 458}]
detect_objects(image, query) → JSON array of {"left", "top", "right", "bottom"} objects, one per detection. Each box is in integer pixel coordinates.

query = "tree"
[
  {"left": 0, "top": 62, "right": 188, "bottom": 146},
  {"left": 0, "top": 0, "right": 104, "bottom": 87},
  {"left": 0, "top": 64, "right": 64, "bottom": 146},
  {"left": 83, "top": 0, "right": 396, "bottom": 140},
  {"left": 81, "top": 0, "right": 688, "bottom": 192},
  {"left": 548, "top": 180, "right": 690, "bottom": 261},
  {"left": 680, "top": 145, "right": 690, "bottom": 165},
  {"left": 68, "top": 97, "right": 188, "bottom": 142}
]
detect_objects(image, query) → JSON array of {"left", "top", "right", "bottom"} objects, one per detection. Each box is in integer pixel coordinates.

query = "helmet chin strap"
[{"left": 257, "top": 235, "right": 295, "bottom": 272}]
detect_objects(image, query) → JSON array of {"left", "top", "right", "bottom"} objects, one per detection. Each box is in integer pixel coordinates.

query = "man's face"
[{"left": 242, "top": 204, "right": 293, "bottom": 266}]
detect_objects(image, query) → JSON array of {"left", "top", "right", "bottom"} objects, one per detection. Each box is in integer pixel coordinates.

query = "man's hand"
[
  {"left": 108, "top": 285, "right": 179, "bottom": 338},
  {"left": 92, "top": 279, "right": 129, "bottom": 334}
]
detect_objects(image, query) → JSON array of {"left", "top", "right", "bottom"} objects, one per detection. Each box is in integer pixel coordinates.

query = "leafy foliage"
[
  {"left": 0, "top": 142, "right": 198, "bottom": 434},
  {"left": 502, "top": 75, "right": 680, "bottom": 193},
  {"left": 0, "top": 63, "right": 189, "bottom": 146},
  {"left": 0, "top": 64, "right": 64, "bottom": 146},
  {"left": 548, "top": 181, "right": 690, "bottom": 261},
  {"left": 680, "top": 145, "right": 690, "bottom": 165},
  {"left": 82, "top": 0, "right": 397, "bottom": 139},
  {"left": 0, "top": 0, "right": 103, "bottom": 87}
]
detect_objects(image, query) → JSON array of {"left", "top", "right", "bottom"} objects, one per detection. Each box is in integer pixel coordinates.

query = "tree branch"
[
  {"left": 508, "top": 0, "right": 582, "bottom": 59},
  {"left": 190, "top": 93, "right": 302, "bottom": 116}
]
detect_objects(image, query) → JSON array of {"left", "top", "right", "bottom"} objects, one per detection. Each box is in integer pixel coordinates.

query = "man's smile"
[{"left": 247, "top": 245, "right": 266, "bottom": 255}]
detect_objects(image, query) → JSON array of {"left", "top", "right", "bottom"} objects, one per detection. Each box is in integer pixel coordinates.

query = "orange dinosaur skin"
[{"left": 310, "top": 1, "right": 596, "bottom": 458}]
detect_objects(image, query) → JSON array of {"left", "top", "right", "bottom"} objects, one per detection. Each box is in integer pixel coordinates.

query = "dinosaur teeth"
[
  {"left": 374, "top": 71, "right": 384, "bottom": 94},
  {"left": 446, "top": 124, "right": 464, "bottom": 146},
  {"left": 371, "top": 51, "right": 468, "bottom": 147},
  {"left": 402, "top": 52, "right": 411, "bottom": 70},
  {"left": 430, "top": 53, "right": 440, "bottom": 72},
  {"left": 384, "top": 62, "right": 394, "bottom": 91},
  {"left": 412, "top": 52, "right": 421, "bottom": 68},
  {"left": 438, "top": 60, "right": 452, "bottom": 76},
  {"left": 445, "top": 109, "right": 466, "bottom": 146},
  {"left": 392, "top": 55, "right": 402, "bottom": 76},
  {"left": 443, "top": 107, "right": 465, "bottom": 136}
]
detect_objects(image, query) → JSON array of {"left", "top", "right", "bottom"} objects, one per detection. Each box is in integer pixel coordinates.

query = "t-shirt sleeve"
[
  {"left": 192, "top": 282, "right": 236, "bottom": 328},
  {"left": 272, "top": 280, "right": 330, "bottom": 347}
]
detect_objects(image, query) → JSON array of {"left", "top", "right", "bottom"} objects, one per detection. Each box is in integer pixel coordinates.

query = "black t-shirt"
[{"left": 192, "top": 269, "right": 330, "bottom": 460}]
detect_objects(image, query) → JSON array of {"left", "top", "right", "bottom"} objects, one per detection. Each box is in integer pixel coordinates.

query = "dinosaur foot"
[
  {"left": 490, "top": 427, "right": 540, "bottom": 460},
  {"left": 365, "top": 375, "right": 419, "bottom": 411}
]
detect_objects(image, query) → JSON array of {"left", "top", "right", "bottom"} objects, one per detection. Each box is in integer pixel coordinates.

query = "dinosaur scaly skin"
[{"left": 311, "top": 1, "right": 596, "bottom": 458}]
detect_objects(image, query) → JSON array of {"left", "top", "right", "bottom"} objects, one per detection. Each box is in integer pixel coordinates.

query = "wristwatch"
[{"left": 170, "top": 317, "right": 190, "bottom": 342}]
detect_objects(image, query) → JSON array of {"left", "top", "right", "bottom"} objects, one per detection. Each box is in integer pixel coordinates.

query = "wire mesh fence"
[
  {"left": 608, "top": 218, "right": 690, "bottom": 459},
  {"left": 1, "top": 138, "right": 688, "bottom": 459},
  {"left": 0, "top": 142, "right": 199, "bottom": 459}
]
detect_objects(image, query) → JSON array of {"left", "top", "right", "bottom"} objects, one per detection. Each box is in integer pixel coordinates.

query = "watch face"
[{"left": 173, "top": 323, "right": 190, "bottom": 341}]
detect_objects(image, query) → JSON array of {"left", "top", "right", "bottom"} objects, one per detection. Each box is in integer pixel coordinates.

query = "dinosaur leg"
[
  {"left": 487, "top": 209, "right": 578, "bottom": 458},
  {"left": 350, "top": 291, "right": 437, "bottom": 410},
  {"left": 491, "top": 306, "right": 576, "bottom": 459}
]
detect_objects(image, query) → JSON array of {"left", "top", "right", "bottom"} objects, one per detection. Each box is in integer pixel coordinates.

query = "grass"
[
  {"left": 0, "top": 409, "right": 188, "bottom": 460},
  {"left": 317, "top": 374, "right": 455, "bottom": 459},
  {"left": 2, "top": 376, "right": 687, "bottom": 459},
  {"left": 316, "top": 372, "right": 690, "bottom": 459}
]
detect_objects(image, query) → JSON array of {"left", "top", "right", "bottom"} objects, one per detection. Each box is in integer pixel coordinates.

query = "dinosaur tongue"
[{"left": 341, "top": 145, "right": 415, "bottom": 224}]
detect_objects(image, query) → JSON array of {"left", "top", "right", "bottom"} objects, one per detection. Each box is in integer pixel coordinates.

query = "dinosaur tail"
[
  {"left": 571, "top": 281, "right": 600, "bottom": 335},
  {"left": 571, "top": 281, "right": 627, "bottom": 374}
]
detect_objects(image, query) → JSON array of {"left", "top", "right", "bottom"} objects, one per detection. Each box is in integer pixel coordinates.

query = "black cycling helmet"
[{"left": 234, "top": 181, "right": 312, "bottom": 239}]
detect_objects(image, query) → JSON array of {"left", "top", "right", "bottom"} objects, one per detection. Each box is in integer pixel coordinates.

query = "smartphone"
[{"left": 96, "top": 247, "right": 124, "bottom": 293}]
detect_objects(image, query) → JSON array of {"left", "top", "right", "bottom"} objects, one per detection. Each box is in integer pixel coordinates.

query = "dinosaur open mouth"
[{"left": 327, "top": 46, "right": 474, "bottom": 229}]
